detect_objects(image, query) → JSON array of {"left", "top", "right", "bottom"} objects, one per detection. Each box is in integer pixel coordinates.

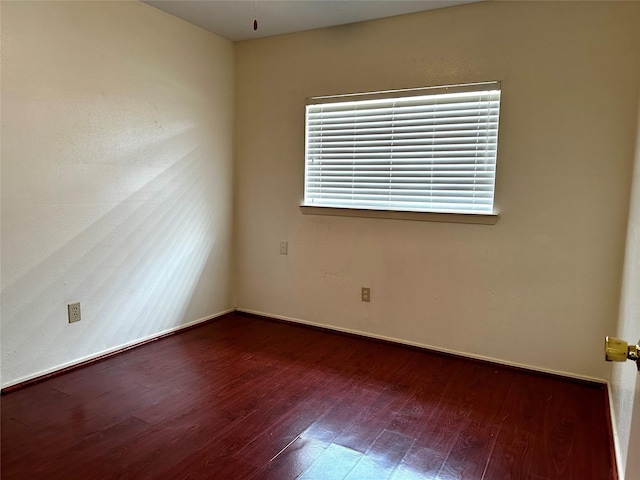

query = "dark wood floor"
[{"left": 2, "top": 313, "right": 615, "bottom": 479}]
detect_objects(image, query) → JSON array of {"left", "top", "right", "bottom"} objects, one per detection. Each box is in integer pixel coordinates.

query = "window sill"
[{"left": 299, "top": 205, "right": 499, "bottom": 225}]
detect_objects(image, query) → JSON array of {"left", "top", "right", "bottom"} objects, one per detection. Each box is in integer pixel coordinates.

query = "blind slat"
[{"left": 304, "top": 84, "right": 501, "bottom": 215}]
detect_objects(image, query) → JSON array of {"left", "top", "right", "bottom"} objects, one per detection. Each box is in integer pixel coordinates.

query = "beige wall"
[
  {"left": 1, "top": 1, "right": 235, "bottom": 387},
  {"left": 235, "top": 1, "right": 640, "bottom": 380}
]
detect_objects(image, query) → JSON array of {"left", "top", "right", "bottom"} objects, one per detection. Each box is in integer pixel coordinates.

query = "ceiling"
[{"left": 144, "top": 0, "right": 480, "bottom": 42}]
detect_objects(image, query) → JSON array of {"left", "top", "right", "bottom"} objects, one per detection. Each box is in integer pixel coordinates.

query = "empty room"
[{"left": 1, "top": 0, "right": 640, "bottom": 479}]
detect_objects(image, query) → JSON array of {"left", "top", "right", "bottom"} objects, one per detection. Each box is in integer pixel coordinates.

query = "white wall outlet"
[
  {"left": 280, "top": 241, "right": 288, "bottom": 255},
  {"left": 361, "top": 287, "right": 370, "bottom": 302},
  {"left": 68, "top": 302, "right": 81, "bottom": 323}
]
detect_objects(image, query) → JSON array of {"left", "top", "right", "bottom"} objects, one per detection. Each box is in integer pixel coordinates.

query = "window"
[{"left": 302, "top": 82, "right": 501, "bottom": 219}]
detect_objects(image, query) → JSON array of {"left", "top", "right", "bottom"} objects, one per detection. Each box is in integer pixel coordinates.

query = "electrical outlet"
[
  {"left": 68, "top": 302, "right": 81, "bottom": 323},
  {"left": 361, "top": 287, "right": 370, "bottom": 302},
  {"left": 280, "top": 241, "right": 288, "bottom": 255}
]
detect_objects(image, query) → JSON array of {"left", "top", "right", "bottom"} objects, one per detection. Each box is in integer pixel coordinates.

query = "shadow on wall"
[{"left": 1, "top": 129, "right": 228, "bottom": 386}]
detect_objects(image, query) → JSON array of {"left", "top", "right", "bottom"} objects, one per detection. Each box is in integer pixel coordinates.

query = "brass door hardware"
[{"left": 605, "top": 337, "right": 640, "bottom": 370}]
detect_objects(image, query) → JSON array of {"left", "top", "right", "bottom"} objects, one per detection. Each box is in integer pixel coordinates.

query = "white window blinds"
[{"left": 303, "top": 82, "right": 501, "bottom": 215}]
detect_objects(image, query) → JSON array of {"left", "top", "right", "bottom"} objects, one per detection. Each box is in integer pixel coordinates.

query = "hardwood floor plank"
[
  {"left": 300, "top": 384, "right": 383, "bottom": 445},
  {"left": 391, "top": 444, "right": 448, "bottom": 480},
  {"left": 0, "top": 417, "right": 31, "bottom": 468},
  {"left": 529, "top": 381, "right": 613, "bottom": 480},
  {"left": 333, "top": 386, "right": 411, "bottom": 454},
  {"left": 256, "top": 436, "right": 329, "bottom": 480},
  {"left": 34, "top": 416, "right": 152, "bottom": 479},
  {"left": 298, "top": 443, "right": 363, "bottom": 480},
  {"left": 1, "top": 313, "right": 615, "bottom": 479},
  {"left": 235, "top": 389, "right": 336, "bottom": 466},
  {"left": 100, "top": 410, "right": 242, "bottom": 479},
  {"left": 344, "top": 429, "right": 415, "bottom": 480},
  {"left": 575, "top": 388, "right": 616, "bottom": 479},
  {"left": 434, "top": 421, "right": 499, "bottom": 480},
  {"left": 481, "top": 427, "right": 536, "bottom": 480}
]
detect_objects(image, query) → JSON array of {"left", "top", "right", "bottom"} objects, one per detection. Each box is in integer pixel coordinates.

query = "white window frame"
[{"left": 301, "top": 82, "right": 501, "bottom": 224}]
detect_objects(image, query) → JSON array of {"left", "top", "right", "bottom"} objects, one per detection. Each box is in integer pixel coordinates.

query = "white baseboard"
[
  {"left": 1, "top": 308, "right": 235, "bottom": 390},
  {"left": 4, "top": 305, "right": 608, "bottom": 388},
  {"left": 236, "top": 307, "right": 607, "bottom": 385}
]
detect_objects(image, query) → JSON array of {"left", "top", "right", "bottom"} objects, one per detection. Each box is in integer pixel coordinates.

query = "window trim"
[
  {"left": 302, "top": 81, "right": 502, "bottom": 222},
  {"left": 300, "top": 205, "right": 499, "bottom": 224}
]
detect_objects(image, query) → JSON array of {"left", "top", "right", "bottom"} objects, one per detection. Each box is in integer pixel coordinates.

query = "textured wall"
[
  {"left": 1, "top": 1, "right": 235, "bottom": 387},
  {"left": 235, "top": 1, "right": 640, "bottom": 380}
]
